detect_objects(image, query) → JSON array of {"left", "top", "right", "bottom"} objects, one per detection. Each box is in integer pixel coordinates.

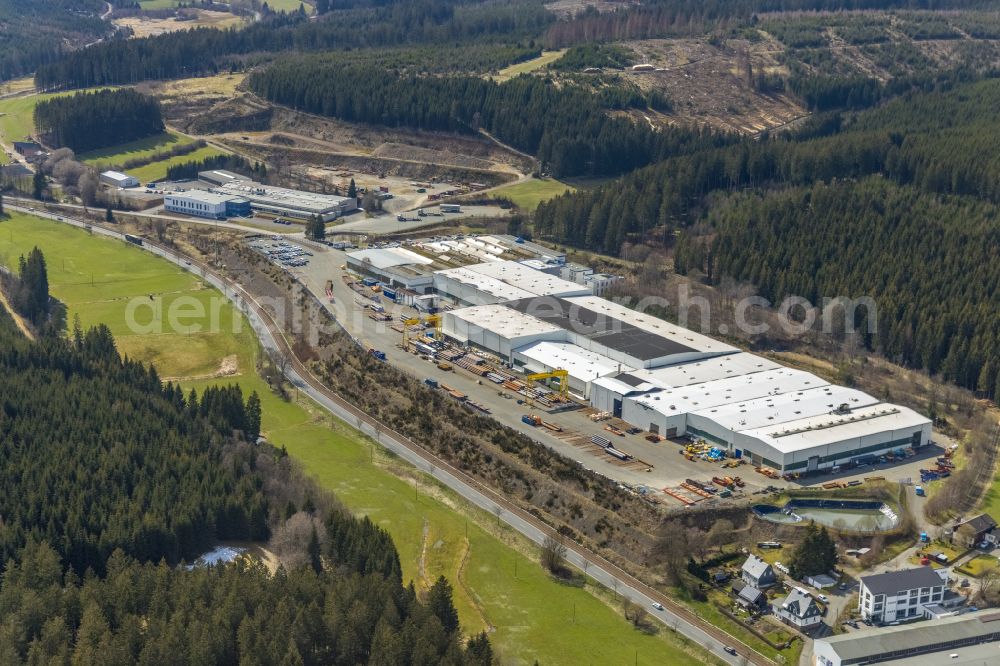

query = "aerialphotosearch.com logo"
[{"left": 123, "top": 283, "right": 878, "bottom": 347}]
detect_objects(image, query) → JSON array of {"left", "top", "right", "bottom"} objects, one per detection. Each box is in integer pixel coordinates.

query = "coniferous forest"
[
  {"left": 0, "top": 264, "right": 488, "bottom": 663},
  {"left": 34, "top": 89, "right": 165, "bottom": 154},
  {"left": 247, "top": 59, "right": 728, "bottom": 177},
  {"left": 0, "top": 0, "right": 109, "bottom": 81},
  {"left": 534, "top": 75, "right": 1000, "bottom": 399}
]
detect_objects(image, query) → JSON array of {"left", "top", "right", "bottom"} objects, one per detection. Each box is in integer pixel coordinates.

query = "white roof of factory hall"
[
  {"left": 739, "top": 403, "right": 930, "bottom": 454},
  {"left": 514, "top": 341, "right": 634, "bottom": 382},
  {"left": 631, "top": 352, "right": 781, "bottom": 389},
  {"left": 435, "top": 266, "right": 537, "bottom": 302},
  {"left": 421, "top": 239, "right": 505, "bottom": 264},
  {"left": 694, "top": 385, "right": 880, "bottom": 432},
  {"left": 214, "top": 180, "right": 353, "bottom": 212},
  {"left": 563, "top": 295, "right": 738, "bottom": 356},
  {"left": 631, "top": 367, "right": 829, "bottom": 417},
  {"left": 591, "top": 373, "right": 662, "bottom": 396},
  {"left": 462, "top": 260, "right": 589, "bottom": 297},
  {"left": 166, "top": 190, "right": 241, "bottom": 206},
  {"left": 101, "top": 170, "right": 135, "bottom": 181},
  {"left": 446, "top": 304, "right": 565, "bottom": 339},
  {"left": 347, "top": 247, "right": 434, "bottom": 270}
]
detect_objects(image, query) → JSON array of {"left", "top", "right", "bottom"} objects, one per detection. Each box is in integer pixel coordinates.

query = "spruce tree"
[
  {"left": 427, "top": 576, "right": 459, "bottom": 635},
  {"left": 347, "top": 178, "right": 357, "bottom": 198},
  {"left": 307, "top": 526, "right": 323, "bottom": 574},
  {"left": 246, "top": 391, "right": 262, "bottom": 442},
  {"left": 32, "top": 171, "right": 45, "bottom": 200}
]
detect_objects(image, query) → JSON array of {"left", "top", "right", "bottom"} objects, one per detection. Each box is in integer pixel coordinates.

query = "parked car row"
[{"left": 250, "top": 239, "right": 313, "bottom": 268}]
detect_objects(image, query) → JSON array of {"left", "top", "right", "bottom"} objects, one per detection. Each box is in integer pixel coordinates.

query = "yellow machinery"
[
  {"left": 402, "top": 314, "right": 442, "bottom": 349},
  {"left": 525, "top": 369, "right": 570, "bottom": 398}
]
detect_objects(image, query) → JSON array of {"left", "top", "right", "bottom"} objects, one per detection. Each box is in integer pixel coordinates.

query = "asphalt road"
[{"left": 10, "top": 201, "right": 765, "bottom": 666}]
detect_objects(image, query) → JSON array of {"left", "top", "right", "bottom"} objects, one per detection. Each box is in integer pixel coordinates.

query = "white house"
[
  {"left": 858, "top": 567, "right": 946, "bottom": 624},
  {"left": 773, "top": 588, "right": 823, "bottom": 629}
]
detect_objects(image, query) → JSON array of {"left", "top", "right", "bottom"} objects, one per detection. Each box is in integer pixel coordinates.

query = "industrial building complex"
[
  {"left": 814, "top": 610, "right": 1000, "bottom": 665},
  {"left": 163, "top": 170, "right": 358, "bottom": 221},
  {"left": 344, "top": 234, "right": 933, "bottom": 475}
]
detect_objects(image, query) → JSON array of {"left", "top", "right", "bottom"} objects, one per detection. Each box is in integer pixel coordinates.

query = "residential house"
[
  {"left": 858, "top": 567, "right": 946, "bottom": 624},
  {"left": 952, "top": 514, "right": 997, "bottom": 548},
  {"left": 773, "top": 588, "right": 823, "bottom": 629},
  {"left": 741, "top": 554, "right": 777, "bottom": 589},
  {"left": 731, "top": 580, "right": 767, "bottom": 612}
]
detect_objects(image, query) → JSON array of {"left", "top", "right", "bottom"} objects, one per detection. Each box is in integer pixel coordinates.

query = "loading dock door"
[
  {"left": 807, "top": 456, "right": 819, "bottom": 472},
  {"left": 912, "top": 431, "right": 923, "bottom": 447},
  {"left": 649, "top": 423, "right": 659, "bottom": 435},
  {"left": 666, "top": 427, "right": 677, "bottom": 438},
  {"left": 613, "top": 399, "right": 622, "bottom": 418}
]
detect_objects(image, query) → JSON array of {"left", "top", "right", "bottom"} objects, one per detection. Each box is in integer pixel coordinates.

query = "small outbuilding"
[
  {"left": 100, "top": 170, "right": 139, "bottom": 189},
  {"left": 736, "top": 584, "right": 768, "bottom": 611}
]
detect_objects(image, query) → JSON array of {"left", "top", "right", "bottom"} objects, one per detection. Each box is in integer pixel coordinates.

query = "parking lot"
[
  {"left": 265, "top": 238, "right": 947, "bottom": 505},
  {"left": 250, "top": 237, "right": 314, "bottom": 268}
]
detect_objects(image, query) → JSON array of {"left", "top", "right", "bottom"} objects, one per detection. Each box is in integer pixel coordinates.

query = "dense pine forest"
[
  {"left": 0, "top": 254, "right": 488, "bottom": 663},
  {"left": 0, "top": 0, "right": 109, "bottom": 81},
  {"left": 34, "top": 89, "right": 164, "bottom": 153},
  {"left": 706, "top": 178, "right": 1000, "bottom": 395},
  {"left": 247, "top": 58, "right": 729, "bottom": 177}
]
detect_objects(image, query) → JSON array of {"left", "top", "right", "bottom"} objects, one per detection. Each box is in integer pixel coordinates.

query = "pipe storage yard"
[{"left": 305, "top": 233, "right": 935, "bottom": 488}]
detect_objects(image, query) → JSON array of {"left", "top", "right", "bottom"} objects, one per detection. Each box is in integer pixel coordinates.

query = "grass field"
[
  {"left": 493, "top": 178, "right": 575, "bottom": 210},
  {"left": 128, "top": 145, "right": 227, "bottom": 182},
  {"left": 150, "top": 73, "right": 246, "bottom": 101},
  {"left": 494, "top": 49, "right": 567, "bottom": 81},
  {"left": 78, "top": 131, "right": 195, "bottom": 167},
  {"left": 140, "top": 0, "right": 308, "bottom": 10},
  {"left": 956, "top": 554, "right": 998, "bottom": 578},
  {"left": 0, "top": 212, "right": 717, "bottom": 666},
  {"left": 117, "top": 11, "right": 245, "bottom": 37},
  {"left": 0, "top": 77, "right": 36, "bottom": 96}
]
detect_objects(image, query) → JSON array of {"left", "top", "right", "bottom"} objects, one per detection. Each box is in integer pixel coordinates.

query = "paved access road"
[{"left": 10, "top": 202, "right": 766, "bottom": 666}]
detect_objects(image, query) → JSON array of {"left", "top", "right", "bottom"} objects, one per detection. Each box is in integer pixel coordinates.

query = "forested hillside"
[
  {"left": 247, "top": 58, "right": 729, "bottom": 176},
  {"left": 34, "top": 0, "right": 552, "bottom": 88},
  {"left": 543, "top": 0, "right": 999, "bottom": 45},
  {"left": 705, "top": 178, "right": 1000, "bottom": 395},
  {"left": 534, "top": 76, "right": 1000, "bottom": 398},
  {"left": 0, "top": 0, "right": 109, "bottom": 81},
  {"left": 34, "top": 89, "right": 164, "bottom": 153},
  {"left": 0, "top": 317, "right": 267, "bottom": 572},
  {"left": 0, "top": 286, "right": 488, "bottom": 663}
]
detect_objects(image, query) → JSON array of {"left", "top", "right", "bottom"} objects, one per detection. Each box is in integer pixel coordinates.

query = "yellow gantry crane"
[
  {"left": 525, "top": 369, "right": 570, "bottom": 398},
  {"left": 402, "top": 314, "right": 442, "bottom": 349}
]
